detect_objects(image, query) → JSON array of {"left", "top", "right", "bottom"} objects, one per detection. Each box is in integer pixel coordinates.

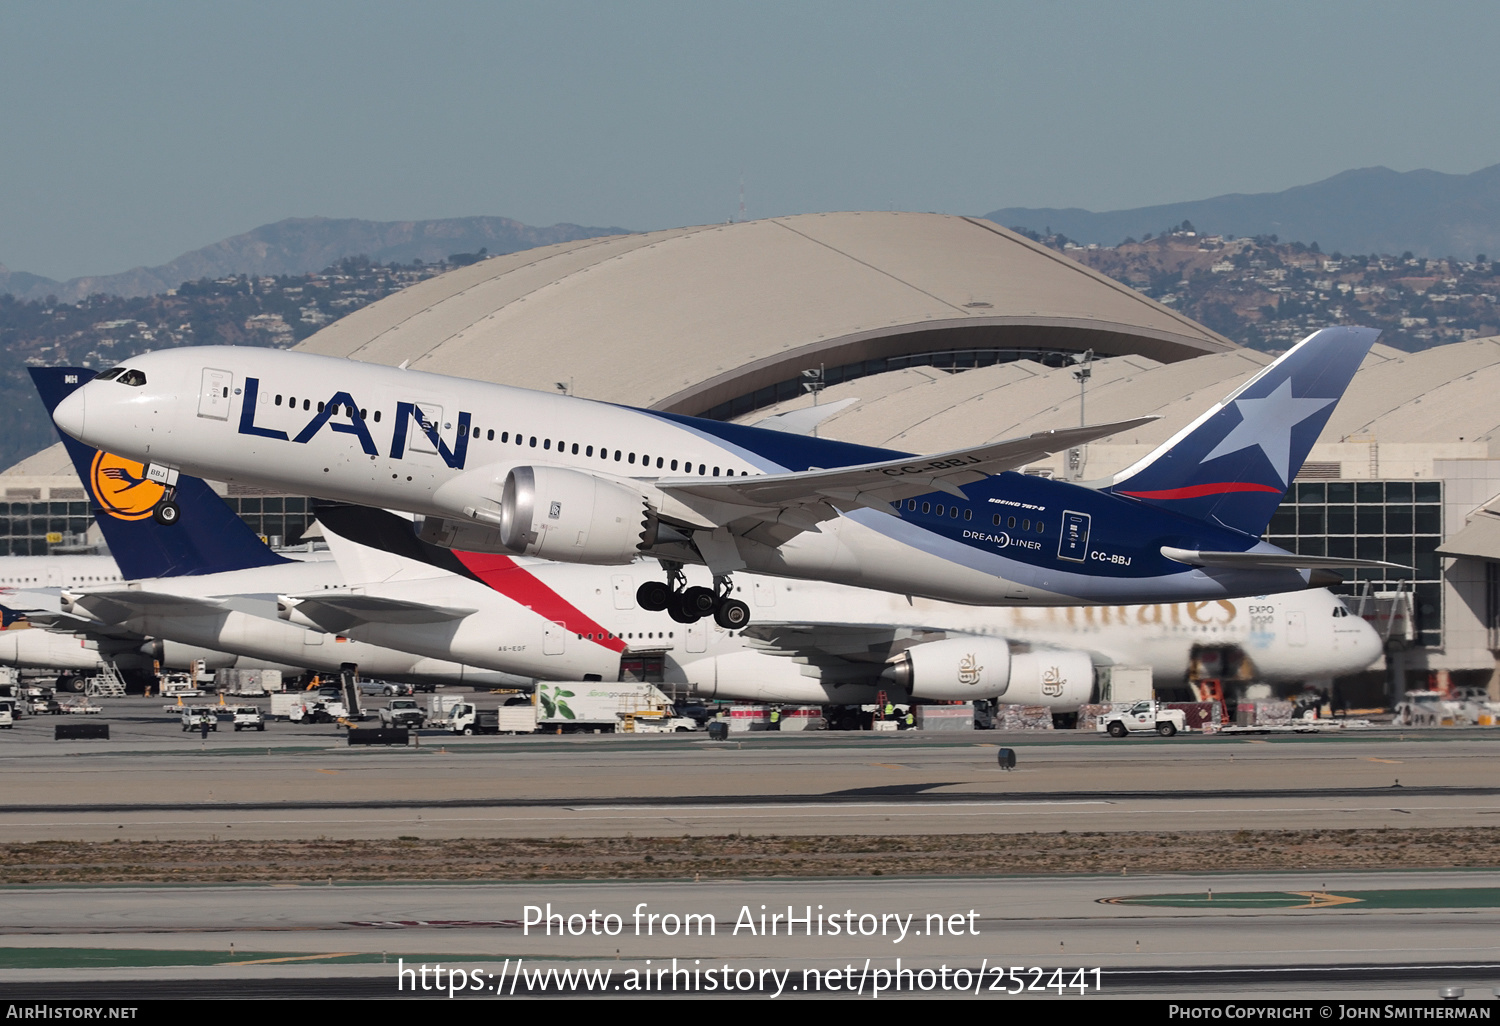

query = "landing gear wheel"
[
  {"left": 1156, "top": 722, "right": 1177, "bottom": 737},
  {"left": 714, "top": 598, "right": 750, "bottom": 630},
  {"left": 152, "top": 500, "right": 181, "bottom": 526},
  {"left": 682, "top": 586, "right": 717, "bottom": 617},
  {"left": 667, "top": 593, "right": 700, "bottom": 624},
  {"left": 1107, "top": 721, "right": 1127, "bottom": 738},
  {"left": 636, "top": 580, "right": 671, "bottom": 612}
]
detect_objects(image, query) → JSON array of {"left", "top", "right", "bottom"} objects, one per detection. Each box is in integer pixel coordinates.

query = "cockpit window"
[
  {"left": 117, "top": 369, "right": 147, "bottom": 387},
  {"left": 95, "top": 367, "right": 126, "bottom": 381}
]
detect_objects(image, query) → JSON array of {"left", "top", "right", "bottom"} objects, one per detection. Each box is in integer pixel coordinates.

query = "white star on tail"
[{"left": 1200, "top": 379, "right": 1334, "bottom": 486}]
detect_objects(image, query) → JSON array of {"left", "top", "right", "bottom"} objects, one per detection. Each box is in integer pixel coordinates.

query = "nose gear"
[{"left": 151, "top": 487, "right": 181, "bottom": 526}]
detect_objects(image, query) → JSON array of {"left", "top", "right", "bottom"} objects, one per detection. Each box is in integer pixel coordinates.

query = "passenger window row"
[
  {"left": 901, "top": 499, "right": 1047, "bottom": 534},
  {"left": 262, "top": 392, "right": 752, "bottom": 476}
]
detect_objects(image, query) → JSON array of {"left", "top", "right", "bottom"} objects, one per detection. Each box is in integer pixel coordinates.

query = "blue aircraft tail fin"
[
  {"left": 29, "top": 367, "right": 290, "bottom": 579},
  {"left": 1106, "top": 326, "right": 1378, "bottom": 538}
]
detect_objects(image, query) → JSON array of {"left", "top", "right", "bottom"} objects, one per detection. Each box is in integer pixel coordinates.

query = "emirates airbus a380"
[{"left": 48, "top": 326, "right": 1394, "bottom": 628}]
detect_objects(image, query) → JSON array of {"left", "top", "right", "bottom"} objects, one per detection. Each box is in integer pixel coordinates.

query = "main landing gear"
[{"left": 636, "top": 563, "right": 750, "bottom": 629}]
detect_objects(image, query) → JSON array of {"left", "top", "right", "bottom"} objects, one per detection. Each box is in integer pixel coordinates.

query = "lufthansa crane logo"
[
  {"left": 89, "top": 451, "right": 166, "bottom": 521},
  {"left": 957, "top": 653, "right": 983, "bottom": 687},
  {"left": 1041, "top": 665, "right": 1065, "bottom": 698}
]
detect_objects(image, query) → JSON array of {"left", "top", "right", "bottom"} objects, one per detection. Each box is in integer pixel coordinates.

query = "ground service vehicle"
[
  {"left": 231, "top": 705, "right": 265, "bottom": 731},
  {"left": 448, "top": 703, "right": 499, "bottom": 735},
  {"left": 181, "top": 706, "right": 218, "bottom": 731},
  {"left": 1098, "top": 700, "right": 1187, "bottom": 738},
  {"left": 379, "top": 698, "right": 426, "bottom": 728}
]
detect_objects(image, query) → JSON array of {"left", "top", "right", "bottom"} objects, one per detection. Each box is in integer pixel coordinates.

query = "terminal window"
[{"left": 1266, "top": 480, "right": 1443, "bottom": 648}]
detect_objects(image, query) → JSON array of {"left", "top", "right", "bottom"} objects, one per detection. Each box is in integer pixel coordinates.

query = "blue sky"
[{"left": 3, "top": 1, "right": 1498, "bottom": 279}]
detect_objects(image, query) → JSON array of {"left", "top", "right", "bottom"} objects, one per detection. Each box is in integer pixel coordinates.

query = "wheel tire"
[
  {"left": 383, "top": 686, "right": 395, "bottom": 696},
  {"left": 683, "top": 586, "right": 717, "bottom": 617},
  {"left": 1157, "top": 722, "right": 1177, "bottom": 737},
  {"left": 152, "top": 500, "right": 182, "bottom": 526},
  {"left": 257, "top": 724, "right": 264, "bottom": 731},
  {"left": 636, "top": 581, "right": 671, "bottom": 611},
  {"left": 667, "top": 594, "right": 700, "bottom": 624},
  {"left": 463, "top": 726, "right": 474, "bottom": 736},
  {"left": 1107, "top": 721, "right": 1127, "bottom": 738},
  {"left": 714, "top": 598, "right": 750, "bottom": 630}
]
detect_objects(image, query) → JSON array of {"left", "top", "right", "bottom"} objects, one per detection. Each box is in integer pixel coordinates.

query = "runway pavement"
[
  {"left": 2, "top": 871, "right": 1498, "bottom": 999},
  {"left": 0, "top": 697, "right": 1497, "bottom": 838},
  {"left": 4, "top": 699, "right": 1500, "bottom": 999}
]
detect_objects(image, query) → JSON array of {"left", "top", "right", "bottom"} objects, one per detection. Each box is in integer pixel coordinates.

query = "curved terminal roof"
[
  {"left": 737, "top": 337, "right": 1500, "bottom": 478},
  {"left": 294, "top": 212, "right": 1234, "bottom": 417}
]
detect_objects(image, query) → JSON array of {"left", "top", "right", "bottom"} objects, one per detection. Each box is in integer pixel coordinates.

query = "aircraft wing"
[
  {"left": 656, "top": 418, "right": 1156, "bottom": 538},
  {"left": 738, "top": 622, "right": 948, "bottom": 682},
  {"left": 18, "top": 609, "right": 148, "bottom": 643},
  {"left": 283, "top": 592, "right": 476, "bottom": 633},
  {"left": 63, "top": 590, "right": 228, "bottom": 626}
]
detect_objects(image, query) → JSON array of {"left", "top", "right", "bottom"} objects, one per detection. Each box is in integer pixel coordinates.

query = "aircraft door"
[
  {"left": 611, "top": 575, "right": 636, "bottom": 610},
  {"left": 544, "top": 621, "right": 567, "bottom": 655},
  {"left": 686, "top": 623, "right": 707, "bottom": 653},
  {"left": 198, "top": 368, "right": 234, "bottom": 420},
  {"left": 753, "top": 580, "right": 776, "bottom": 607},
  {"left": 407, "top": 403, "right": 444, "bottom": 454},
  {"left": 46, "top": 566, "right": 63, "bottom": 588},
  {"left": 1286, "top": 610, "right": 1307, "bottom": 647}
]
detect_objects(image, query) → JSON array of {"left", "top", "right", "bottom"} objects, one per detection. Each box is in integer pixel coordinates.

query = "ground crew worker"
[
  {"left": 768, "top": 706, "right": 781, "bottom": 731},
  {"left": 902, "top": 707, "right": 915, "bottom": 730}
]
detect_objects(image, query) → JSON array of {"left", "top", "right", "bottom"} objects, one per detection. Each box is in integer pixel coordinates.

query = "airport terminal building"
[{"left": 6, "top": 212, "right": 1499, "bottom": 699}]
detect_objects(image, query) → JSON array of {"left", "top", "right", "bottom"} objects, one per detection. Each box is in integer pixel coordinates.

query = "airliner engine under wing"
[
  {"left": 22, "top": 368, "right": 524, "bottom": 690},
  {"left": 282, "top": 505, "right": 1383, "bottom": 708},
  {"left": 49, "top": 326, "right": 1395, "bottom": 628}
]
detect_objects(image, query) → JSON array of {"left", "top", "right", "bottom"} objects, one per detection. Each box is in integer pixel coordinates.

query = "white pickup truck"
[
  {"left": 231, "top": 706, "right": 266, "bottom": 731},
  {"left": 1097, "top": 701, "right": 1187, "bottom": 738}
]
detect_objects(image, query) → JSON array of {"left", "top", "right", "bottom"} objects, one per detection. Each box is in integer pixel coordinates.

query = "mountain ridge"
[
  {"left": 985, "top": 163, "right": 1500, "bottom": 259},
  {"left": 0, "top": 215, "right": 631, "bottom": 303}
]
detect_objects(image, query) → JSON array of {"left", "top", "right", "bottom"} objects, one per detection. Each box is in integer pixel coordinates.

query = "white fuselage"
[
  {"left": 51, "top": 347, "right": 1314, "bottom": 608},
  {"left": 0, "top": 554, "right": 123, "bottom": 593},
  {"left": 58, "top": 559, "right": 525, "bottom": 688},
  {"left": 308, "top": 519, "right": 1383, "bottom": 706}
]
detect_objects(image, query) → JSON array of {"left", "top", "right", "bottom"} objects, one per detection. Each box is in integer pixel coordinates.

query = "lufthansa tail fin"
[
  {"left": 29, "top": 367, "right": 289, "bottom": 579},
  {"left": 1106, "top": 326, "right": 1377, "bottom": 538}
]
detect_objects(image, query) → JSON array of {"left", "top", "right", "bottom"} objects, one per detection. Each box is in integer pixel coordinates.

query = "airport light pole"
[{"left": 1068, "top": 350, "right": 1094, "bottom": 480}]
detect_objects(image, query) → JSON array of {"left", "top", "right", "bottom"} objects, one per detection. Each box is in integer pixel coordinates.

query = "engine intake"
[{"left": 499, "top": 466, "right": 653, "bottom": 564}]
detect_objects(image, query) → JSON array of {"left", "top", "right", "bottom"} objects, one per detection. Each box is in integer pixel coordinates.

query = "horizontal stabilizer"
[{"left": 1160, "top": 546, "right": 1409, "bottom": 572}]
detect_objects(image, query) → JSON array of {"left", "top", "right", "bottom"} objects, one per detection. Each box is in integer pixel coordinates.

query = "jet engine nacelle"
[
  {"left": 499, "top": 466, "right": 653, "bottom": 565},
  {"left": 884, "top": 637, "right": 1095, "bottom": 706}
]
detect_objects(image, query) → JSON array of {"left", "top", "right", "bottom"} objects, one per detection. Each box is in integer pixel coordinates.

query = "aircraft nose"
[
  {"left": 1354, "top": 616, "right": 1384, "bottom": 669},
  {"left": 52, "top": 389, "right": 86, "bottom": 441}
]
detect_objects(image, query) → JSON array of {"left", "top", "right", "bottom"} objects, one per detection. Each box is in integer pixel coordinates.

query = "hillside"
[
  {"left": 0, "top": 216, "right": 630, "bottom": 303},
  {"left": 987, "top": 164, "right": 1500, "bottom": 260}
]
